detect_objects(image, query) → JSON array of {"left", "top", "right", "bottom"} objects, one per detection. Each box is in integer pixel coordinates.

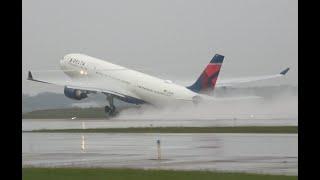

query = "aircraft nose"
[{"left": 60, "top": 55, "right": 68, "bottom": 66}]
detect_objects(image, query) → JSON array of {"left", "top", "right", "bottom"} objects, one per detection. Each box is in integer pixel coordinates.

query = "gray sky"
[{"left": 23, "top": 0, "right": 297, "bottom": 95}]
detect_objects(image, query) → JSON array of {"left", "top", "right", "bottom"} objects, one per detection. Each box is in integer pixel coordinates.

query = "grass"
[
  {"left": 22, "top": 168, "right": 297, "bottom": 180},
  {"left": 25, "top": 126, "right": 297, "bottom": 133}
]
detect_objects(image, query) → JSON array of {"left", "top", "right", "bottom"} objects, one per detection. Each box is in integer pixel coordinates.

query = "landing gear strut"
[{"left": 104, "top": 95, "right": 118, "bottom": 117}]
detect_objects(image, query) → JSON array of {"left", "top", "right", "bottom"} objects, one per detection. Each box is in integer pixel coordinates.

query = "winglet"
[
  {"left": 280, "top": 68, "right": 290, "bottom": 75},
  {"left": 27, "top": 71, "right": 33, "bottom": 80}
]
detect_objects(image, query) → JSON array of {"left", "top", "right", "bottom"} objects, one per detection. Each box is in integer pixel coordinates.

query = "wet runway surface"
[
  {"left": 22, "top": 118, "right": 297, "bottom": 131},
  {"left": 23, "top": 133, "right": 297, "bottom": 175}
]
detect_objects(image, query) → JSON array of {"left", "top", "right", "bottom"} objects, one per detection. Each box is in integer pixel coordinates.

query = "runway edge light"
[{"left": 157, "top": 139, "right": 161, "bottom": 160}]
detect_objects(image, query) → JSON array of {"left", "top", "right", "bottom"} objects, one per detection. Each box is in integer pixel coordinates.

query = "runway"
[
  {"left": 23, "top": 132, "right": 297, "bottom": 175},
  {"left": 22, "top": 117, "right": 297, "bottom": 131}
]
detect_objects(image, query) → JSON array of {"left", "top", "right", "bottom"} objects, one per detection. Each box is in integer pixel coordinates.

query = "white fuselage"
[{"left": 60, "top": 54, "right": 199, "bottom": 106}]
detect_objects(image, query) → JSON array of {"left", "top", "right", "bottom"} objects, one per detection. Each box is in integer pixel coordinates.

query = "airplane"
[{"left": 27, "top": 53, "right": 290, "bottom": 117}]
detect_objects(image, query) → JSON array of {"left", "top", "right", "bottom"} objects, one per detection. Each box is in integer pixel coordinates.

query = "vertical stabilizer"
[{"left": 187, "top": 54, "right": 224, "bottom": 94}]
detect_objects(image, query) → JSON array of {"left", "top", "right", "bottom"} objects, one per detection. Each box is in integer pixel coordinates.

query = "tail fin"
[{"left": 187, "top": 54, "right": 224, "bottom": 94}]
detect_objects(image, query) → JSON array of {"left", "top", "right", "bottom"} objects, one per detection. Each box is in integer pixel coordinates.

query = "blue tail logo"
[{"left": 187, "top": 54, "right": 224, "bottom": 94}]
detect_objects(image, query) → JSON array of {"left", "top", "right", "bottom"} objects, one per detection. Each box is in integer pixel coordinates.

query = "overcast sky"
[{"left": 23, "top": 0, "right": 297, "bottom": 95}]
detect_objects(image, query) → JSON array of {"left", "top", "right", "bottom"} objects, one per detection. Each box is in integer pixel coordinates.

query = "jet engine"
[
  {"left": 192, "top": 95, "right": 203, "bottom": 105},
  {"left": 64, "top": 87, "right": 88, "bottom": 100}
]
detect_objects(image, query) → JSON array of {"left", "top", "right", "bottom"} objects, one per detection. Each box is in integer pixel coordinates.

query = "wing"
[
  {"left": 216, "top": 68, "right": 290, "bottom": 87},
  {"left": 27, "top": 71, "right": 144, "bottom": 103}
]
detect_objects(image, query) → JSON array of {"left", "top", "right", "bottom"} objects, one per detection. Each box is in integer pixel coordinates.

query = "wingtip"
[
  {"left": 280, "top": 67, "right": 290, "bottom": 75},
  {"left": 27, "top": 71, "right": 33, "bottom": 80}
]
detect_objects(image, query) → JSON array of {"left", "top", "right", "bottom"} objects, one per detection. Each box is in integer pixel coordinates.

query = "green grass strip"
[
  {"left": 22, "top": 167, "right": 296, "bottom": 180},
  {"left": 25, "top": 126, "right": 297, "bottom": 133}
]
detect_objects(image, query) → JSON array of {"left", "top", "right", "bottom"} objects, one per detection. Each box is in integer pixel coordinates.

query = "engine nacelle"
[
  {"left": 64, "top": 87, "right": 88, "bottom": 100},
  {"left": 192, "top": 95, "right": 203, "bottom": 105}
]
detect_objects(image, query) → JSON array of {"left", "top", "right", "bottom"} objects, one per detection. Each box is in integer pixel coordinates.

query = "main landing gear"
[{"left": 104, "top": 95, "right": 118, "bottom": 117}]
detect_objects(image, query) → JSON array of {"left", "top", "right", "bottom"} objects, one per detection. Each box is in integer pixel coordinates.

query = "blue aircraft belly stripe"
[{"left": 105, "top": 91, "right": 146, "bottom": 105}]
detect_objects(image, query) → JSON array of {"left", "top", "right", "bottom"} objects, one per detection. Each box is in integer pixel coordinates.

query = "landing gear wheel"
[
  {"left": 105, "top": 105, "right": 117, "bottom": 116},
  {"left": 104, "top": 93, "right": 119, "bottom": 118},
  {"left": 104, "top": 106, "right": 111, "bottom": 113}
]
